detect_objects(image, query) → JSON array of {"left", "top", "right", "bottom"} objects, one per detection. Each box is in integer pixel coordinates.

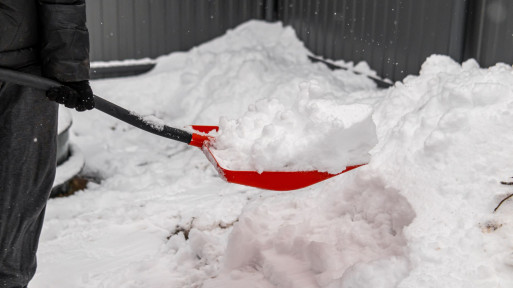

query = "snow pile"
[
  {"left": 33, "top": 21, "right": 377, "bottom": 288},
  {"left": 368, "top": 56, "right": 513, "bottom": 287},
  {"left": 205, "top": 55, "right": 513, "bottom": 288},
  {"left": 32, "top": 20, "right": 513, "bottom": 288},
  {"left": 206, "top": 182, "right": 414, "bottom": 288},
  {"left": 211, "top": 81, "right": 377, "bottom": 173},
  {"left": 88, "top": 22, "right": 375, "bottom": 128}
]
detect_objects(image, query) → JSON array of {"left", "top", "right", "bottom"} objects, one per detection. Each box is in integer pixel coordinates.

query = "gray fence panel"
[
  {"left": 86, "top": 0, "right": 513, "bottom": 81},
  {"left": 86, "top": 0, "right": 266, "bottom": 62},
  {"left": 118, "top": 0, "right": 136, "bottom": 60},
  {"left": 102, "top": 0, "right": 119, "bottom": 60},
  {"left": 278, "top": 0, "right": 467, "bottom": 81},
  {"left": 464, "top": 0, "right": 513, "bottom": 67}
]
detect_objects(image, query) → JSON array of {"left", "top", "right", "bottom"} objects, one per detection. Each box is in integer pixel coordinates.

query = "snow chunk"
[
  {"left": 129, "top": 111, "right": 166, "bottom": 131},
  {"left": 210, "top": 80, "right": 378, "bottom": 173}
]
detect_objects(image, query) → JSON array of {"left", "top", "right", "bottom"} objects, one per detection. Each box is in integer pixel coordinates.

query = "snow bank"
[
  {"left": 88, "top": 21, "right": 376, "bottom": 127},
  {"left": 89, "top": 19, "right": 378, "bottom": 174},
  {"left": 33, "top": 20, "right": 513, "bottom": 288},
  {"left": 369, "top": 56, "right": 513, "bottom": 287},
  {"left": 34, "top": 20, "right": 377, "bottom": 288},
  {"left": 205, "top": 55, "right": 513, "bottom": 288}
]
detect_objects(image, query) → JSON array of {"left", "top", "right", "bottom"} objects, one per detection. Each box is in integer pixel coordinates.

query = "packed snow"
[
  {"left": 90, "top": 58, "right": 157, "bottom": 68},
  {"left": 211, "top": 90, "right": 376, "bottom": 173},
  {"left": 32, "top": 21, "right": 513, "bottom": 288}
]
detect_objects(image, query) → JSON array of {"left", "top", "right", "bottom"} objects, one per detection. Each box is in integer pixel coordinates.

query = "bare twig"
[
  {"left": 501, "top": 177, "right": 513, "bottom": 186},
  {"left": 494, "top": 193, "right": 513, "bottom": 213}
]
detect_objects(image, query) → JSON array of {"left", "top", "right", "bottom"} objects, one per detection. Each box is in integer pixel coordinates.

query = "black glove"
[{"left": 46, "top": 80, "right": 95, "bottom": 112}]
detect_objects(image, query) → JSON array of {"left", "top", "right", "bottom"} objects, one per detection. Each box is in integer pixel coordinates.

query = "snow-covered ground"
[{"left": 32, "top": 21, "right": 513, "bottom": 288}]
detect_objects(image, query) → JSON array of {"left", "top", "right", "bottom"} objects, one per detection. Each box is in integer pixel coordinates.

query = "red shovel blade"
[{"left": 189, "top": 125, "right": 367, "bottom": 191}]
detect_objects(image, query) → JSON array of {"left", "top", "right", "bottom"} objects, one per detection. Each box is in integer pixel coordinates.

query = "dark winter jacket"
[{"left": 0, "top": 0, "right": 90, "bottom": 82}]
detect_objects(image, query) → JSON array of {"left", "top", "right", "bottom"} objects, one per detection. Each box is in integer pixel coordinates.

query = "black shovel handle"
[{"left": 0, "top": 67, "right": 193, "bottom": 144}]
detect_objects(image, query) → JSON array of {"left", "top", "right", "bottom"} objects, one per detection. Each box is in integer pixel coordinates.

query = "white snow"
[
  {"left": 57, "top": 106, "right": 72, "bottom": 134},
  {"left": 31, "top": 20, "right": 513, "bottom": 288},
  {"left": 211, "top": 87, "right": 377, "bottom": 173},
  {"left": 90, "top": 58, "right": 157, "bottom": 68},
  {"left": 130, "top": 111, "right": 166, "bottom": 131}
]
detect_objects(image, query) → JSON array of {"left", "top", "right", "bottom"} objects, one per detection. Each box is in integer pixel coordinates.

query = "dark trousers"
[{"left": 0, "top": 66, "right": 58, "bottom": 288}]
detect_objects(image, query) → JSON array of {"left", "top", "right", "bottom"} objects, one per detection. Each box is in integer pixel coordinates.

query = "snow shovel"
[{"left": 0, "top": 68, "right": 365, "bottom": 191}]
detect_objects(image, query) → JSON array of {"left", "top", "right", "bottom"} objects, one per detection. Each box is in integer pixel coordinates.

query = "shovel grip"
[{"left": 0, "top": 67, "right": 193, "bottom": 144}]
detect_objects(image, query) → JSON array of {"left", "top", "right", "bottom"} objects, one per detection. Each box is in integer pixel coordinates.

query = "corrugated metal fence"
[
  {"left": 464, "top": 0, "right": 513, "bottom": 68},
  {"left": 278, "top": 0, "right": 468, "bottom": 80},
  {"left": 86, "top": 0, "right": 266, "bottom": 62},
  {"left": 86, "top": 0, "right": 513, "bottom": 82}
]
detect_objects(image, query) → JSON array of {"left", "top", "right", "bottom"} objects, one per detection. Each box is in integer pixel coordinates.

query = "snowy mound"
[
  {"left": 206, "top": 55, "right": 513, "bottom": 288},
  {"left": 34, "top": 20, "right": 513, "bottom": 288},
  {"left": 211, "top": 80, "right": 377, "bottom": 173},
  {"left": 88, "top": 21, "right": 376, "bottom": 127}
]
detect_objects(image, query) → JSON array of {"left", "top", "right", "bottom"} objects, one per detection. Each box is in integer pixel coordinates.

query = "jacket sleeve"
[{"left": 38, "top": 0, "right": 90, "bottom": 82}]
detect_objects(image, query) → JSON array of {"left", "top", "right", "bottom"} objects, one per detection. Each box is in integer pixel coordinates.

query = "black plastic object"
[{"left": 0, "top": 67, "right": 193, "bottom": 145}]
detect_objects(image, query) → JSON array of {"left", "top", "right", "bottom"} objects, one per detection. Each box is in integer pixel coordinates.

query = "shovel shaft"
[
  {"left": 0, "top": 67, "right": 193, "bottom": 144},
  {"left": 93, "top": 97, "right": 193, "bottom": 144}
]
